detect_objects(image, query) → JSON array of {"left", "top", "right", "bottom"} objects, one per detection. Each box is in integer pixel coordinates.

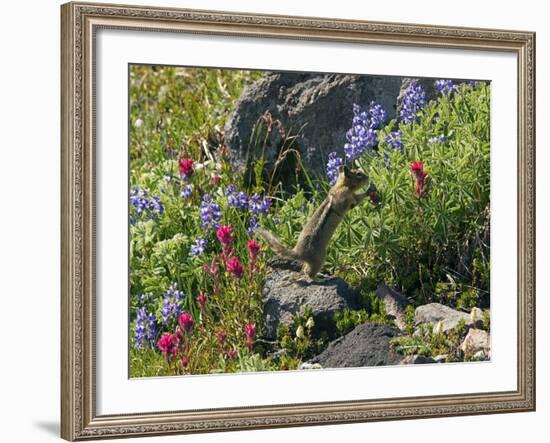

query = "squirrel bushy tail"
[{"left": 255, "top": 227, "right": 302, "bottom": 262}]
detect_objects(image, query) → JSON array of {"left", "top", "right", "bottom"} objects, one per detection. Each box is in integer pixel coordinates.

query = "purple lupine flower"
[
  {"left": 248, "top": 216, "right": 259, "bottom": 236},
  {"left": 130, "top": 187, "right": 148, "bottom": 216},
  {"left": 398, "top": 81, "right": 426, "bottom": 124},
  {"left": 191, "top": 237, "right": 207, "bottom": 256},
  {"left": 343, "top": 103, "right": 380, "bottom": 161},
  {"left": 130, "top": 187, "right": 164, "bottom": 223},
  {"left": 326, "top": 151, "right": 344, "bottom": 185},
  {"left": 138, "top": 292, "right": 153, "bottom": 303},
  {"left": 161, "top": 283, "right": 185, "bottom": 326},
  {"left": 200, "top": 194, "right": 222, "bottom": 230},
  {"left": 428, "top": 134, "right": 447, "bottom": 144},
  {"left": 180, "top": 184, "right": 192, "bottom": 199},
  {"left": 226, "top": 185, "right": 249, "bottom": 210},
  {"left": 150, "top": 196, "right": 164, "bottom": 215},
  {"left": 385, "top": 130, "right": 403, "bottom": 150},
  {"left": 135, "top": 306, "right": 158, "bottom": 349},
  {"left": 236, "top": 192, "right": 249, "bottom": 209},
  {"left": 249, "top": 194, "right": 271, "bottom": 215},
  {"left": 367, "top": 101, "right": 387, "bottom": 129},
  {"left": 434, "top": 79, "right": 457, "bottom": 95}
]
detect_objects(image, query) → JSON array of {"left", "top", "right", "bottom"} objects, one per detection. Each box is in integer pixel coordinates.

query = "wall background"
[{"left": 0, "top": 0, "right": 545, "bottom": 442}]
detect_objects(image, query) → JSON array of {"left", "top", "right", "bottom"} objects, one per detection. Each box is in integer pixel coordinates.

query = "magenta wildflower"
[
  {"left": 178, "top": 312, "right": 195, "bottom": 333},
  {"left": 216, "top": 224, "right": 234, "bottom": 249},
  {"left": 178, "top": 158, "right": 194, "bottom": 178},
  {"left": 247, "top": 239, "right": 261, "bottom": 259},
  {"left": 243, "top": 323, "right": 256, "bottom": 350},
  {"left": 215, "top": 330, "right": 227, "bottom": 345},
  {"left": 195, "top": 292, "right": 207, "bottom": 309},
  {"left": 410, "top": 161, "right": 428, "bottom": 198},
  {"left": 180, "top": 356, "right": 189, "bottom": 368},
  {"left": 225, "top": 256, "right": 244, "bottom": 279},
  {"left": 157, "top": 333, "right": 178, "bottom": 358}
]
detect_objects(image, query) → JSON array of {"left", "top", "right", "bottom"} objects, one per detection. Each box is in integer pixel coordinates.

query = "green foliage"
[
  {"left": 275, "top": 308, "right": 327, "bottom": 367},
  {"left": 209, "top": 350, "right": 279, "bottom": 374},
  {"left": 456, "top": 288, "right": 479, "bottom": 311},
  {"left": 390, "top": 319, "right": 470, "bottom": 361},
  {"left": 403, "top": 305, "right": 416, "bottom": 336},
  {"left": 334, "top": 307, "right": 394, "bottom": 336}
]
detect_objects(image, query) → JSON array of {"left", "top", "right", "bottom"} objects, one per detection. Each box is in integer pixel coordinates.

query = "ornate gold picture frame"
[{"left": 61, "top": 1, "right": 535, "bottom": 440}]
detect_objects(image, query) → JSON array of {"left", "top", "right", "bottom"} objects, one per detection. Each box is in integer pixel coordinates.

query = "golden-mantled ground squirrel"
[{"left": 256, "top": 165, "right": 370, "bottom": 280}]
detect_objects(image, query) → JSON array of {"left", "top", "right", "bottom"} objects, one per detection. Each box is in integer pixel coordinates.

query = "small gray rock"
[
  {"left": 262, "top": 258, "right": 358, "bottom": 339},
  {"left": 376, "top": 284, "right": 411, "bottom": 330},
  {"left": 434, "top": 354, "right": 448, "bottom": 363},
  {"left": 460, "top": 328, "right": 491, "bottom": 356},
  {"left": 309, "top": 323, "right": 403, "bottom": 368},
  {"left": 414, "top": 303, "right": 473, "bottom": 333}
]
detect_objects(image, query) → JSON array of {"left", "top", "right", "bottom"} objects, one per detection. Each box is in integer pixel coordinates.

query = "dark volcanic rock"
[
  {"left": 262, "top": 258, "right": 358, "bottom": 340},
  {"left": 309, "top": 323, "right": 403, "bottom": 368},
  {"left": 224, "top": 72, "right": 402, "bottom": 187}
]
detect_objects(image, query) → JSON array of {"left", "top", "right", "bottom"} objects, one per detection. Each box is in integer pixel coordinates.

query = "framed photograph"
[{"left": 61, "top": 1, "right": 536, "bottom": 440}]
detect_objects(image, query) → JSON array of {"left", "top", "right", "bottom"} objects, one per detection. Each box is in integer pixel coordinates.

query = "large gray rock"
[
  {"left": 224, "top": 72, "right": 402, "bottom": 187},
  {"left": 376, "top": 284, "right": 411, "bottom": 331},
  {"left": 309, "top": 323, "right": 403, "bottom": 368},
  {"left": 262, "top": 258, "right": 358, "bottom": 339},
  {"left": 414, "top": 303, "right": 473, "bottom": 333}
]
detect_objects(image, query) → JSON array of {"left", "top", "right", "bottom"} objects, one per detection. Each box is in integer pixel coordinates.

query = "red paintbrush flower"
[
  {"left": 178, "top": 158, "right": 194, "bottom": 178},
  {"left": 225, "top": 256, "right": 244, "bottom": 279},
  {"left": 216, "top": 225, "right": 234, "bottom": 249},
  {"left": 243, "top": 323, "right": 256, "bottom": 339},
  {"left": 195, "top": 292, "right": 207, "bottom": 309},
  {"left": 215, "top": 330, "right": 227, "bottom": 345},
  {"left": 410, "top": 160, "right": 424, "bottom": 177},
  {"left": 247, "top": 239, "right": 261, "bottom": 260},
  {"left": 157, "top": 333, "right": 178, "bottom": 358},
  {"left": 178, "top": 312, "right": 195, "bottom": 333},
  {"left": 180, "top": 356, "right": 189, "bottom": 368},
  {"left": 243, "top": 323, "right": 256, "bottom": 350},
  {"left": 410, "top": 160, "right": 429, "bottom": 198}
]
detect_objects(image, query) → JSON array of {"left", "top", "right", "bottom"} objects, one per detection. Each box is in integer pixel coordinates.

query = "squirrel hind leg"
[{"left": 303, "top": 262, "right": 322, "bottom": 281}]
